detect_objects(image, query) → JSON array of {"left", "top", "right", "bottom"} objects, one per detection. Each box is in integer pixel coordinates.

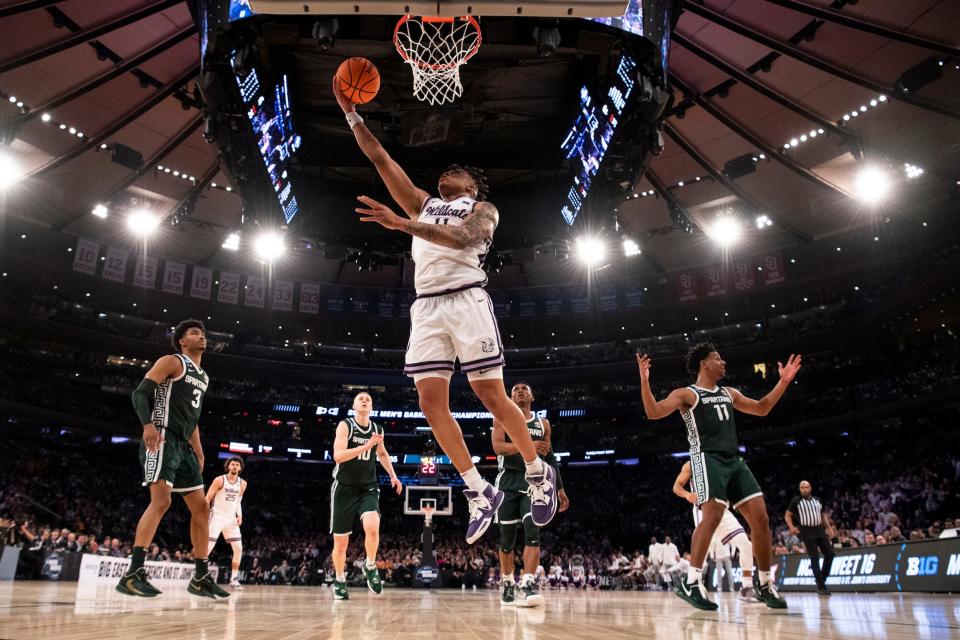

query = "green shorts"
[
  {"left": 496, "top": 488, "right": 533, "bottom": 525},
  {"left": 330, "top": 482, "right": 380, "bottom": 535},
  {"left": 140, "top": 437, "right": 203, "bottom": 493},
  {"left": 690, "top": 451, "right": 762, "bottom": 509}
]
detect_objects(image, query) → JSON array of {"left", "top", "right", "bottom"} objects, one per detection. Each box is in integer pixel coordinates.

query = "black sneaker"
[
  {"left": 817, "top": 586, "right": 831, "bottom": 597},
  {"left": 187, "top": 573, "right": 231, "bottom": 599},
  {"left": 757, "top": 581, "right": 788, "bottom": 609},
  {"left": 116, "top": 567, "right": 161, "bottom": 597},
  {"left": 516, "top": 580, "right": 544, "bottom": 607},
  {"left": 675, "top": 578, "right": 718, "bottom": 611},
  {"left": 500, "top": 581, "right": 516, "bottom": 607}
]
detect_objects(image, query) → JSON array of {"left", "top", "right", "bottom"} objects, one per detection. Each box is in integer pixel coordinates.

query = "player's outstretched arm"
[
  {"left": 356, "top": 196, "right": 497, "bottom": 250},
  {"left": 728, "top": 354, "right": 802, "bottom": 416},
  {"left": 333, "top": 76, "right": 428, "bottom": 218},
  {"left": 636, "top": 353, "right": 694, "bottom": 420},
  {"left": 375, "top": 439, "right": 403, "bottom": 495},
  {"left": 672, "top": 462, "right": 696, "bottom": 504}
]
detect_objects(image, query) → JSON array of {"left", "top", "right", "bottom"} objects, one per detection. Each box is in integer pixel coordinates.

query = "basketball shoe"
[
  {"left": 464, "top": 484, "right": 504, "bottom": 544},
  {"left": 526, "top": 464, "right": 557, "bottom": 527}
]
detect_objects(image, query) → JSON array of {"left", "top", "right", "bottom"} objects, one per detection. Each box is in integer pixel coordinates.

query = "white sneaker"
[
  {"left": 230, "top": 579, "right": 243, "bottom": 591},
  {"left": 516, "top": 580, "right": 544, "bottom": 607}
]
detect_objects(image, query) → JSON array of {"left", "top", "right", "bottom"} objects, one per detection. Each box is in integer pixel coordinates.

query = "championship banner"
[
  {"left": 733, "top": 261, "right": 755, "bottom": 292},
  {"left": 623, "top": 283, "right": 644, "bottom": 308},
  {"left": 77, "top": 553, "right": 218, "bottom": 588},
  {"left": 777, "top": 537, "right": 960, "bottom": 593},
  {"left": 132, "top": 255, "right": 158, "bottom": 289},
  {"left": 244, "top": 275, "right": 265, "bottom": 308},
  {"left": 702, "top": 265, "right": 727, "bottom": 298},
  {"left": 544, "top": 288, "right": 564, "bottom": 316},
  {"left": 399, "top": 291, "right": 415, "bottom": 318},
  {"left": 675, "top": 271, "right": 698, "bottom": 302},
  {"left": 101, "top": 247, "right": 128, "bottom": 283},
  {"left": 326, "top": 286, "right": 344, "bottom": 312},
  {"left": 217, "top": 271, "right": 240, "bottom": 304},
  {"left": 568, "top": 286, "right": 589, "bottom": 314},
  {"left": 189, "top": 266, "right": 213, "bottom": 300},
  {"left": 597, "top": 283, "right": 618, "bottom": 312},
  {"left": 161, "top": 261, "right": 186, "bottom": 295},
  {"left": 350, "top": 289, "right": 370, "bottom": 314},
  {"left": 492, "top": 290, "right": 512, "bottom": 318},
  {"left": 377, "top": 289, "right": 396, "bottom": 318},
  {"left": 299, "top": 282, "right": 320, "bottom": 314},
  {"left": 518, "top": 294, "right": 536, "bottom": 317},
  {"left": 72, "top": 238, "right": 99, "bottom": 274},
  {"left": 272, "top": 280, "right": 294, "bottom": 311},
  {"left": 760, "top": 254, "right": 786, "bottom": 285}
]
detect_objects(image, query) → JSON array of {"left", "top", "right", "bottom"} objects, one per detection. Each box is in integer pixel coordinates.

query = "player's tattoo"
[{"left": 401, "top": 201, "right": 498, "bottom": 250}]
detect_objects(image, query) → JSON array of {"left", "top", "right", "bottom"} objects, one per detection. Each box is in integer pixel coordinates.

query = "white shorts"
[
  {"left": 404, "top": 286, "right": 504, "bottom": 380},
  {"left": 208, "top": 512, "right": 242, "bottom": 544},
  {"left": 693, "top": 505, "right": 746, "bottom": 546}
]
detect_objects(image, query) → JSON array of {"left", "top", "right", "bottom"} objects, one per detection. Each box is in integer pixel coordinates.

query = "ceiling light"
[
  {"left": 41, "top": 113, "right": 51, "bottom": 122},
  {"left": 253, "top": 231, "right": 285, "bottom": 262},
  {"left": 127, "top": 209, "right": 160, "bottom": 236},
  {"left": 222, "top": 232, "right": 240, "bottom": 251},
  {"left": 574, "top": 236, "right": 606, "bottom": 267},
  {"left": 0, "top": 153, "right": 23, "bottom": 189},
  {"left": 91, "top": 204, "right": 109, "bottom": 218},
  {"left": 755, "top": 214, "right": 773, "bottom": 229},
  {"left": 622, "top": 238, "right": 641, "bottom": 257},
  {"left": 854, "top": 166, "right": 891, "bottom": 205},
  {"left": 708, "top": 215, "right": 743, "bottom": 248}
]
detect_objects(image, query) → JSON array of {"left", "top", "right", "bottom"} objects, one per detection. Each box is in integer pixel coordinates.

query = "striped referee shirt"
[{"left": 788, "top": 495, "right": 825, "bottom": 528}]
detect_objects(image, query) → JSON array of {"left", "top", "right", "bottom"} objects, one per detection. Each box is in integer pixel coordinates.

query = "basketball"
[{"left": 336, "top": 57, "right": 380, "bottom": 104}]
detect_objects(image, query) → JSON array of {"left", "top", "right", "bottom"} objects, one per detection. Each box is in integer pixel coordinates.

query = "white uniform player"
[
  {"left": 206, "top": 457, "right": 247, "bottom": 590},
  {"left": 404, "top": 194, "right": 503, "bottom": 379}
]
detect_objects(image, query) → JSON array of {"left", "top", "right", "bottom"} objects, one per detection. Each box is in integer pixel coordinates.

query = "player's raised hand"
[
  {"left": 534, "top": 440, "right": 551, "bottom": 456},
  {"left": 366, "top": 433, "right": 384, "bottom": 449},
  {"left": 636, "top": 353, "right": 652, "bottom": 383},
  {"left": 332, "top": 74, "right": 356, "bottom": 114},
  {"left": 356, "top": 195, "right": 405, "bottom": 230},
  {"left": 142, "top": 423, "right": 162, "bottom": 452},
  {"left": 390, "top": 475, "right": 403, "bottom": 495},
  {"left": 778, "top": 354, "right": 802, "bottom": 383}
]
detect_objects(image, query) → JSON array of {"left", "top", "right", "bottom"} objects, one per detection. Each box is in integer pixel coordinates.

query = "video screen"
[
  {"left": 559, "top": 55, "right": 637, "bottom": 226},
  {"left": 591, "top": 0, "right": 674, "bottom": 81},
  {"left": 228, "top": 0, "right": 257, "bottom": 22}
]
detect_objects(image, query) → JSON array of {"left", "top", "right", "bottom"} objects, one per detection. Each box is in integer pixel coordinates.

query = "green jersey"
[
  {"left": 333, "top": 418, "right": 382, "bottom": 487},
  {"left": 681, "top": 385, "right": 739, "bottom": 456},
  {"left": 495, "top": 415, "right": 546, "bottom": 492},
  {"left": 153, "top": 354, "right": 208, "bottom": 441}
]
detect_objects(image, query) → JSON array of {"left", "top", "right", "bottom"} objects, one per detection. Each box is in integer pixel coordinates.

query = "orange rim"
[{"left": 393, "top": 15, "right": 482, "bottom": 71}]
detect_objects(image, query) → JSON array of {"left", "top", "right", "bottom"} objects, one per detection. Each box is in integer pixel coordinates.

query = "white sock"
[
  {"left": 758, "top": 570, "right": 770, "bottom": 586},
  {"left": 687, "top": 567, "right": 702, "bottom": 583},
  {"left": 365, "top": 559, "right": 376, "bottom": 570},
  {"left": 524, "top": 457, "right": 545, "bottom": 477},
  {"left": 521, "top": 573, "right": 535, "bottom": 586},
  {"left": 503, "top": 574, "right": 515, "bottom": 584},
  {"left": 336, "top": 573, "right": 345, "bottom": 582},
  {"left": 460, "top": 466, "right": 487, "bottom": 492}
]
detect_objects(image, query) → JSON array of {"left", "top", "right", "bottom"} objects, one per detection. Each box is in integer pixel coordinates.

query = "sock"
[
  {"left": 336, "top": 573, "right": 345, "bottom": 582},
  {"left": 365, "top": 559, "right": 376, "bottom": 570},
  {"left": 460, "top": 466, "right": 487, "bottom": 493},
  {"left": 195, "top": 557, "right": 208, "bottom": 578},
  {"left": 687, "top": 567, "right": 702, "bottom": 584},
  {"left": 127, "top": 546, "right": 147, "bottom": 575},
  {"left": 503, "top": 574, "right": 515, "bottom": 584},
  {"left": 758, "top": 570, "right": 770, "bottom": 586},
  {"left": 521, "top": 573, "right": 535, "bottom": 586},
  {"left": 524, "top": 457, "right": 545, "bottom": 478}
]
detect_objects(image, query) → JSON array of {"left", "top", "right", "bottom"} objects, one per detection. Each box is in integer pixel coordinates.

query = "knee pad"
[
  {"left": 523, "top": 516, "right": 540, "bottom": 548},
  {"left": 499, "top": 522, "right": 518, "bottom": 554}
]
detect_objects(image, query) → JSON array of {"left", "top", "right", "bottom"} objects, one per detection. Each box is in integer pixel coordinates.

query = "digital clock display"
[{"left": 419, "top": 457, "right": 438, "bottom": 477}]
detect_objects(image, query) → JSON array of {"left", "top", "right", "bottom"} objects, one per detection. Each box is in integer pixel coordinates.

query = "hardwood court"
[{"left": 0, "top": 582, "right": 957, "bottom": 639}]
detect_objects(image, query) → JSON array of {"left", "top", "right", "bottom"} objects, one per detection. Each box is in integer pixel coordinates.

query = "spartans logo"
[{"left": 480, "top": 338, "right": 495, "bottom": 353}]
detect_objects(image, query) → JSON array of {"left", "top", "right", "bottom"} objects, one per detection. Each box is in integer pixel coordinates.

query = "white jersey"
[
  {"left": 412, "top": 195, "right": 492, "bottom": 295},
  {"left": 212, "top": 474, "right": 243, "bottom": 518}
]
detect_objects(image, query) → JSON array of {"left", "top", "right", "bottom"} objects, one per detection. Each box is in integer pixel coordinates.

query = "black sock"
[
  {"left": 127, "top": 546, "right": 147, "bottom": 575},
  {"left": 195, "top": 557, "right": 209, "bottom": 578}
]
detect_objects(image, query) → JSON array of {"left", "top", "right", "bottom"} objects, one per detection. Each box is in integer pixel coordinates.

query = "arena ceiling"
[{"left": 1, "top": 0, "right": 958, "bottom": 290}]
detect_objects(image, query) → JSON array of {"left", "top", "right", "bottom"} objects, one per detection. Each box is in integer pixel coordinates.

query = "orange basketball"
[{"left": 336, "top": 57, "right": 380, "bottom": 105}]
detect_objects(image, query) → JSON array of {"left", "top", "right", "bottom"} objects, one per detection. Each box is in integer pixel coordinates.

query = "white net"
[{"left": 394, "top": 16, "right": 482, "bottom": 106}]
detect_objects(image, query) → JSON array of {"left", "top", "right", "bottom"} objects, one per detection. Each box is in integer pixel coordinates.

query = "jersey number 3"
[{"left": 191, "top": 389, "right": 202, "bottom": 408}]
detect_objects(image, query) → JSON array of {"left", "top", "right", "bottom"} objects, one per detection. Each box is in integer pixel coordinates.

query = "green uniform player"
[
  {"left": 494, "top": 382, "right": 569, "bottom": 608},
  {"left": 117, "top": 319, "right": 229, "bottom": 600},
  {"left": 330, "top": 392, "right": 402, "bottom": 600},
  {"left": 638, "top": 343, "right": 801, "bottom": 611}
]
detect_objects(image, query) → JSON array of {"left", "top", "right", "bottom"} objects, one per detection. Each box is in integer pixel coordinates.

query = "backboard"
[
  {"left": 248, "top": 0, "right": 629, "bottom": 18},
  {"left": 404, "top": 485, "right": 453, "bottom": 516}
]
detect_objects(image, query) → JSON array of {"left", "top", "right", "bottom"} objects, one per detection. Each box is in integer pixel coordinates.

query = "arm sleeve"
[
  {"left": 544, "top": 450, "right": 563, "bottom": 491},
  {"left": 131, "top": 378, "right": 158, "bottom": 425}
]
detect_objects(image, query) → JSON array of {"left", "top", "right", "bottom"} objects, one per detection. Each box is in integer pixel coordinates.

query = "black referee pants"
[{"left": 799, "top": 526, "right": 834, "bottom": 589}]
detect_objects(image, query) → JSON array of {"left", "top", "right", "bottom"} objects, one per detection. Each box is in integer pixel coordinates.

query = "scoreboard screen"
[{"left": 419, "top": 456, "right": 438, "bottom": 480}]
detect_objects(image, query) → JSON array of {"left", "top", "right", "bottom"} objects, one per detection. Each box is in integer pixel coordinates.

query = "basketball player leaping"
[
  {"left": 330, "top": 392, "right": 402, "bottom": 600},
  {"left": 638, "top": 343, "right": 800, "bottom": 610},
  {"left": 334, "top": 79, "right": 557, "bottom": 543},
  {"left": 206, "top": 457, "right": 247, "bottom": 590},
  {"left": 493, "top": 382, "right": 569, "bottom": 607},
  {"left": 673, "top": 461, "right": 757, "bottom": 602},
  {"left": 116, "top": 319, "right": 229, "bottom": 599}
]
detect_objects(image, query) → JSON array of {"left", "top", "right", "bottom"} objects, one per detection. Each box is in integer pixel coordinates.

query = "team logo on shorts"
[{"left": 481, "top": 338, "right": 495, "bottom": 353}]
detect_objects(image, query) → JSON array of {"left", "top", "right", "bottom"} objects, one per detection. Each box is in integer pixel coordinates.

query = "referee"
[{"left": 785, "top": 480, "right": 835, "bottom": 596}]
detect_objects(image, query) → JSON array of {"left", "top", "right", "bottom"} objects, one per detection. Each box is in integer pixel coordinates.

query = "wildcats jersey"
[
  {"left": 212, "top": 474, "right": 242, "bottom": 517},
  {"left": 412, "top": 195, "right": 493, "bottom": 295}
]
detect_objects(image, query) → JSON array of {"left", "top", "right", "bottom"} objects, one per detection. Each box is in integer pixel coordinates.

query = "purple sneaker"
[
  {"left": 526, "top": 463, "right": 557, "bottom": 527},
  {"left": 464, "top": 484, "right": 504, "bottom": 544}
]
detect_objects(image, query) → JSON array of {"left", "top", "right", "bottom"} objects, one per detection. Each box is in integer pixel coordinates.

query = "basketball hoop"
[
  {"left": 393, "top": 15, "right": 482, "bottom": 106},
  {"left": 422, "top": 504, "right": 435, "bottom": 525}
]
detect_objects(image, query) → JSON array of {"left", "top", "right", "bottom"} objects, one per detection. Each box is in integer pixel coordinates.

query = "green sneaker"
[
  {"left": 675, "top": 578, "right": 718, "bottom": 611},
  {"left": 364, "top": 566, "right": 383, "bottom": 594},
  {"left": 756, "top": 581, "right": 788, "bottom": 609},
  {"left": 500, "top": 581, "right": 516, "bottom": 606},
  {"left": 116, "top": 567, "right": 161, "bottom": 597},
  {"left": 333, "top": 580, "right": 349, "bottom": 600},
  {"left": 187, "top": 573, "right": 230, "bottom": 599}
]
